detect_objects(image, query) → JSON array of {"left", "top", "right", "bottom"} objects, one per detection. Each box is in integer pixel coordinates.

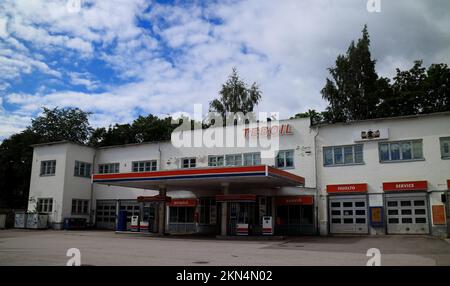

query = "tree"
[
  {"left": 209, "top": 67, "right": 262, "bottom": 124},
  {"left": 291, "top": 109, "right": 324, "bottom": 125},
  {"left": 321, "top": 25, "right": 389, "bottom": 122},
  {"left": 30, "top": 107, "right": 93, "bottom": 144}
]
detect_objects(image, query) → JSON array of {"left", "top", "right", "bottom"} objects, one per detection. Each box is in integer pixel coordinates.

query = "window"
[
  {"left": 225, "top": 154, "right": 242, "bottom": 166},
  {"left": 37, "top": 198, "right": 53, "bottom": 213},
  {"left": 72, "top": 199, "right": 89, "bottom": 214},
  {"left": 40, "top": 160, "right": 56, "bottom": 176},
  {"left": 74, "top": 161, "right": 92, "bottom": 178},
  {"left": 208, "top": 155, "right": 224, "bottom": 167},
  {"left": 182, "top": 158, "right": 196, "bottom": 168},
  {"left": 379, "top": 140, "right": 423, "bottom": 162},
  {"left": 98, "top": 163, "right": 120, "bottom": 174},
  {"left": 323, "top": 145, "right": 363, "bottom": 166},
  {"left": 243, "top": 152, "right": 261, "bottom": 166},
  {"left": 132, "top": 160, "right": 157, "bottom": 172},
  {"left": 276, "top": 150, "right": 294, "bottom": 168},
  {"left": 169, "top": 207, "right": 195, "bottom": 223},
  {"left": 441, "top": 137, "right": 450, "bottom": 159}
]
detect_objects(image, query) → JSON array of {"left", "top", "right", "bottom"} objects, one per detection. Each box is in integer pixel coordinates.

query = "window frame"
[
  {"left": 71, "top": 199, "right": 90, "bottom": 215},
  {"left": 40, "top": 160, "right": 56, "bottom": 176},
  {"left": 378, "top": 139, "right": 424, "bottom": 163},
  {"left": 323, "top": 144, "right": 364, "bottom": 167},
  {"left": 440, "top": 137, "right": 450, "bottom": 159},
  {"left": 98, "top": 163, "right": 120, "bottom": 174},
  {"left": 37, "top": 198, "right": 53, "bottom": 213},
  {"left": 208, "top": 155, "right": 224, "bottom": 167},
  {"left": 181, "top": 157, "right": 197, "bottom": 169},
  {"left": 275, "top": 150, "right": 295, "bottom": 169},
  {"left": 132, "top": 160, "right": 157, "bottom": 172},
  {"left": 74, "top": 161, "right": 92, "bottom": 178}
]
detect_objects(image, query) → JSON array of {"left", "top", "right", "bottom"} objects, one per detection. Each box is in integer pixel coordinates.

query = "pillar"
[
  {"left": 158, "top": 186, "right": 167, "bottom": 235},
  {"left": 220, "top": 183, "right": 229, "bottom": 236}
]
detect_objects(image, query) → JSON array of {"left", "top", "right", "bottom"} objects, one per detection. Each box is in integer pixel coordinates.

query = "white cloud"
[{"left": 1, "top": 0, "right": 450, "bottom": 139}]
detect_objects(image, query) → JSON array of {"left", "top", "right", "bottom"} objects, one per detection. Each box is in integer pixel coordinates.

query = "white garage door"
[
  {"left": 329, "top": 195, "right": 368, "bottom": 234},
  {"left": 96, "top": 200, "right": 117, "bottom": 230},
  {"left": 386, "top": 192, "right": 429, "bottom": 234}
]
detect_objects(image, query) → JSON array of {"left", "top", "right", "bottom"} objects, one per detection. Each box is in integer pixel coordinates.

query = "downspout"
[
  {"left": 313, "top": 123, "right": 320, "bottom": 236},
  {"left": 89, "top": 151, "right": 96, "bottom": 227},
  {"left": 158, "top": 143, "right": 162, "bottom": 170}
]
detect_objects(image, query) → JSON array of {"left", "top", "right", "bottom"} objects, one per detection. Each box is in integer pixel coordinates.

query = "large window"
[
  {"left": 225, "top": 154, "right": 242, "bottom": 166},
  {"left": 132, "top": 160, "right": 157, "bottom": 172},
  {"left": 74, "top": 161, "right": 91, "bottom": 178},
  {"left": 441, "top": 137, "right": 450, "bottom": 159},
  {"left": 40, "top": 160, "right": 56, "bottom": 176},
  {"left": 323, "top": 145, "right": 363, "bottom": 166},
  {"left": 379, "top": 140, "right": 423, "bottom": 162},
  {"left": 208, "top": 155, "right": 224, "bottom": 167},
  {"left": 181, "top": 158, "right": 196, "bottom": 168},
  {"left": 243, "top": 152, "right": 261, "bottom": 166},
  {"left": 98, "top": 163, "right": 120, "bottom": 174},
  {"left": 169, "top": 207, "right": 195, "bottom": 223},
  {"left": 198, "top": 198, "right": 216, "bottom": 224},
  {"left": 72, "top": 199, "right": 89, "bottom": 214},
  {"left": 276, "top": 150, "right": 294, "bottom": 168},
  {"left": 37, "top": 198, "right": 53, "bottom": 213}
]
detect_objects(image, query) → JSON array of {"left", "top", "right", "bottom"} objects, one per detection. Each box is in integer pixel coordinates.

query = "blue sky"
[{"left": 1, "top": 0, "right": 450, "bottom": 140}]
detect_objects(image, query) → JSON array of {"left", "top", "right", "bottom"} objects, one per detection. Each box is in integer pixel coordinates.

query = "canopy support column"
[
  {"left": 158, "top": 186, "right": 167, "bottom": 235},
  {"left": 220, "top": 183, "right": 229, "bottom": 236}
]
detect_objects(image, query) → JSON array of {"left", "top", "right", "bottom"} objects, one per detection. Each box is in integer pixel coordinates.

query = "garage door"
[
  {"left": 329, "top": 195, "right": 368, "bottom": 234},
  {"left": 386, "top": 192, "right": 429, "bottom": 234},
  {"left": 96, "top": 200, "right": 117, "bottom": 229}
]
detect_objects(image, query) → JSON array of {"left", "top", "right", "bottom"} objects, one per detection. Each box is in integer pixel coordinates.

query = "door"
[
  {"left": 386, "top": 192, "right": 429, "bottom": 234},
  {"left": 143, "top": 203, "right": 158, "bottom": 233},
  {"left": 96, "top": 200, "right": 117, "bottom": 229},
  {"left": 228, "top": 202, "right": 238, "bottom": 235},
  {"left": 329, "top": 195, "right": 368, "bottom": 234}
]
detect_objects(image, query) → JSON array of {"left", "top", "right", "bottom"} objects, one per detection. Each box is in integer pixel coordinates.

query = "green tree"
[
  {"left": 30, "top": 107, "right": 93, "bottom": 144},
  {"left": 291, "top": 109, "right": 324, "bottom": 125},
  {"left": 321, "top": 25, "right": 389, "bottom": 122},
  {"left": 209, "top": 67, "right": 262, "bottom": 124}
]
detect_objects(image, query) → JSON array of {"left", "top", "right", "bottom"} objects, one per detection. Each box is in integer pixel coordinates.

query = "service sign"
[
  {"left": 326, "top": 183, "right": 368, "bottom": 193},
  {"left": 382, "top": 180, "right": 428, "bottom": 192}
]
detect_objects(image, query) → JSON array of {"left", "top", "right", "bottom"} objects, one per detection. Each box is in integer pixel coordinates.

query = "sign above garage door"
[
  {"left": 327, "top": 183, "right": 367, "bottom": 194},
  {"left": 383, "top": 180, "right": 428, "bottom": 192}
]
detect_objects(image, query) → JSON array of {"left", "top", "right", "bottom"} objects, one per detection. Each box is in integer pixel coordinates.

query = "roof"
[
  {"left": 315, "top": 111, "right": 450, "bottom": 128},
  {"left": 30, "top": 140, "right": 94, "bottom": 149}
]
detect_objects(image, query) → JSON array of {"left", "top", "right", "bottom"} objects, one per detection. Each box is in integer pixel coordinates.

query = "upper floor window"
[
  {"left": 98, "top": 163, "right": 120, "bottom": 174},
  {"left": 225, "top": 154, "right": 242, "bottom": 166},
  {"left": 379, "top": 140, "right": 423, "bottom": 162},
  {"left": 441, "top": 137, "right": 450, "bottom": 159},
  {"left": 243, "top": 152, "right": 261, "bottom": 166},
  {"left": 132, "top": 160, "right": 157, "bottom": 172},
  {"left": 276, "top": 150, "right": 294, "bottom": 168},
  {"left": 40, "top": 160, "right": 56, "bottom": 176},
  {"left": 323, "top": 144, "right": 363, "bottom": 166},
  {"left": 74, "top": 161, "right": 92, "bottom": 178},
  {"left": 208, "top": 155, "right": 224, "bottom": 167},
  {"left": 37, "top": 198, "right": 53, "bottom": 213},
  {"left": 182, "top": 158, "right": 196, "bottom": 168},
  {"left": 72, "top": 199, "right": 89, "bottom": 215}
]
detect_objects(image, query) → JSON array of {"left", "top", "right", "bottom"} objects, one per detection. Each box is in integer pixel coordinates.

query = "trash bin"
[
  {"left": 14, "top": 212, "right": 27, "bottom": 228},
  {"left": 116, "top": 210, "right": 127, "bottom": 231},
  {"left": 0, "top": 214, "right": 6, "bottom": 229}
]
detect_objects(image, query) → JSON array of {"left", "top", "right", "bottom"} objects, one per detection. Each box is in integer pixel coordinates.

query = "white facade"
[{"left": 26, "top": 113, "right": 450, "bottom": 236}]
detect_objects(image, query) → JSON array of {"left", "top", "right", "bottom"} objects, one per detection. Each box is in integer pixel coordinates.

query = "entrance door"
[
  {"left": 96, "top": 200, "right": 117, "bottom": 229},
  {"left": 329, "top": 195, "right": 368, "bottom": 234},
  {"left": 143, "top": 203, "right": 158, "bottom": 233},
  {"left": 386, "top": 192, "right": 429, "bottom": 234},
  {"left": 228, "top": 202, "right": 238, "bottom": 235}
]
